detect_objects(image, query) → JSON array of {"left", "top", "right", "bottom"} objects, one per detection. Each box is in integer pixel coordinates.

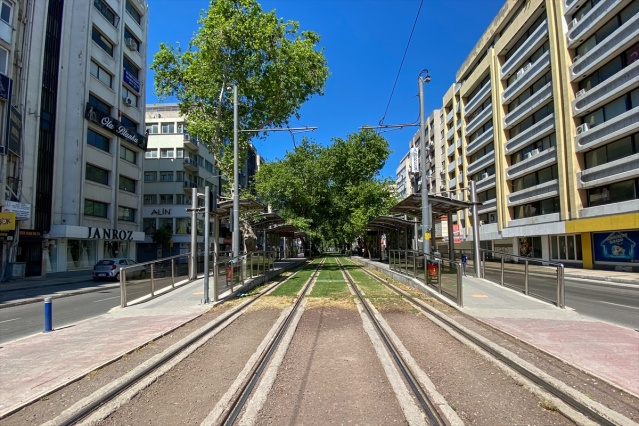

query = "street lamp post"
[
  {"left": 232, "top": 84, "right": 240, "bottom": 258},
  {"left": 418, "top": 69, "right": 431, "bottom": 255}
]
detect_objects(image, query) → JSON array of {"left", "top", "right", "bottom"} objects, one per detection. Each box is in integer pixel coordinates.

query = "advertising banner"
[{"left": 592, "top": 230, "right": 638, "bottom": 263}]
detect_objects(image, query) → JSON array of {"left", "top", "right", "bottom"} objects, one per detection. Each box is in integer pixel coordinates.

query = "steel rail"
[
  {"left": 219, "top": 258, "right": 326, "bottom": 425},
  {"left": 57, "top": 261, "right": 312, "bottom": 426},
  {"left": 336, "top": 258, "right": 447, "bottom": 426},
  {"left": 352, "top": 260, "right": 619, "bottom": 426}
]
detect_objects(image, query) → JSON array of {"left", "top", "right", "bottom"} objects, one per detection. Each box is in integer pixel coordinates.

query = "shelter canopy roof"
[{"left": 390, "top": 194, "right": 474, "bottom": 218}]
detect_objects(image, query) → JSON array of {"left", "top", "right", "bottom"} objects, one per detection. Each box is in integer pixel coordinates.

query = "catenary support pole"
[
  {"left": 418, "top": 69, "right": 431, "bottom": 255},
  {"left": 232, "top": 84, "right": 240, "bottom": 257},
  {"left": 190, "top": 187, "right": 197, "bottom": 280},
  {"left": 203, "top": 186, "right": 210, "bottom": 303},
  {"left": 469, "top": 180, "right": 482, "bottom": 278}
]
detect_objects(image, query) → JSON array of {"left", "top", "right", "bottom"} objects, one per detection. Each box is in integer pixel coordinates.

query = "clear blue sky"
[{"left": 146, "top": 0, "right": 505, "bottom": 179}]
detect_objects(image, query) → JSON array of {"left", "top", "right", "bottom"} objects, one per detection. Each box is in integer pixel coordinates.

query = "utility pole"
[
  {"left": 232, "top": 84, "right": 240, "bottom": 258},
  {"left": 418, "top": 69, "right": 431, "bottom": 255}
]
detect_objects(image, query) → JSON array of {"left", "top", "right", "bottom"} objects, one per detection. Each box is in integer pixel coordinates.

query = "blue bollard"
[{"left": 44, "top": 297, "right": 53, "bottom": 332}]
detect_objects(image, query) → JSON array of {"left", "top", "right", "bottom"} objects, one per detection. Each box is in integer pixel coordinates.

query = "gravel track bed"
[{"left": 256, "top": 304, "right": 407, "bottom": 424}]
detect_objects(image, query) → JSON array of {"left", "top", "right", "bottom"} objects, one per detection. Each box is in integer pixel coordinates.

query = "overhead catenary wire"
[{"left": 378, "top": 0, "right": 424, "bottom": 128}]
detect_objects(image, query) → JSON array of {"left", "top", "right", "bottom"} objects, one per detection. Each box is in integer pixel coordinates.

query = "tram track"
[{"left": 345, "top": 257, "right": 637, "bottom": 426}]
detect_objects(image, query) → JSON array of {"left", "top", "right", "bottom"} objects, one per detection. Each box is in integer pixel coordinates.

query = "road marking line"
[
  {"left": 0, "top": 318, "right": 21, "bottom": 324},
  {"left": 93, "top": 296, "right": 120, "bottom": 302},
  {"left": 600, "top": 301, "right": 639, "bottom": 309}
]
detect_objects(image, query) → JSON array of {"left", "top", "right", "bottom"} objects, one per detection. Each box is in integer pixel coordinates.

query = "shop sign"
[
  {"left": 123, "top": 69, "right": 140, "bottom": 93},
  {"left": 87, "top": 227, "right": 134, "bottom": 241},
  {"left": 592, "top": 231, "right": 638, "bottom": 263},
  {"left": 150, "top": 208, "right": 171, "bottom": 216},
  {"left": 2, "top": 201, "right": 31, "bottom": 221},
  {"left": 0, "top": 211, "right": 16, "bottom": 230},
  {"left": 84, "top": 103, "right": 147, "bottom": 149}
]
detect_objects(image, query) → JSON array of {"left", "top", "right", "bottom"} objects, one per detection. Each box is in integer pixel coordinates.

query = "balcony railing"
[
  {"left": 446, "top": 143, "right": 456, "bottom": 157},
  {"left": 183, "top": 158, "right": 198, "bottom": 170},
  {"left": 578, "top": 152, "right": 639, "bottom": 188},
  {"left": 571, "top": 13, "right": 639, "bottom": 81},
  {"left": 466, "top": 103, "right": 492, "bottom": 135},
  {"left": 573, "top": 59, "right": 639, "bottom": 116},
  {"left": 508, "top": 180, "right": 559, "bottom": 206},
  {"left": 505, "top": 114, "right": 554, "bottom": 154},
  {"left": 476, "top": 174, "right": 496, "bottom": 192},
  {"left": 504, "top": 82, "right": 553, "bottom": 129},
  {"left": 501, "top": 19, "right": 548, "bottom": 79},
  {"left": 183, "top": 181, "right": 197, "bottom": 189},
  {"left": 466, "top": 127, "right": 494, "bottom": 156},
  {"left": 477, "top": 198, "right": 496, "bottom": 215},
  {"left": 467, "top": 151, "right": 495, "bottom": 176},
  {"left": 449, "top": 176, "right": 457, "bottom": 188},
  {"left": 506, "top": 147, "right": 557, "bottom": 180},
  {"left": 183, "top": 133, "right": 199, "bottom": 149},
  {"left": 567, "top": 0, "right": 623, "bottom": 48},
  {"left": 446, "top": 109, "right": 454, "bottom": 123},
  {"left": 465, "top": 82, "right": 491, "bottom": 116},
  {"left": 447, "top": 127, "right": 455, "bottom": 140},
  {"left": 575, "top": 106, "right": 639, "bottom": 152},
  {"left": 447, "top": 161, "right": 456, "bottom": 173},
  {"left": 503, "top": 51, "right": 551, "bottom": 104},
  {"left": 564, "top": 0, "right": 580, "bottom": 15}
]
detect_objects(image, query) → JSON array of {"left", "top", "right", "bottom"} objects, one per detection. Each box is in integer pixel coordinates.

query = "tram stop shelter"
[
  {"left": 367, "top": 193, "right": 478, "bottom": 262},
  {"left": 248, "top": 213, "right": 306, "bottom": 258}
]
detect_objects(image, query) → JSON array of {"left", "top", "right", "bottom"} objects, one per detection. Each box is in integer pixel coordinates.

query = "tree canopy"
[
  {"left": 151, "top": 0, "right": 329, "bottom": 178},
  {"left": 255, "top": 129, "right": 397, "bottom": 249}
]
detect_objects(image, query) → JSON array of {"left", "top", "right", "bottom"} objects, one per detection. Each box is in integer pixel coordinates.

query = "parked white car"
[{"left": 92, "top": 258, "right": 147, "bottom": 280}]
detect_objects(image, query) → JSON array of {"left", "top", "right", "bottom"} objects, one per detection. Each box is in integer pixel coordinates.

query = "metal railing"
[
  {"left": 120, "top": 254, "right": 190, "bottom": 307},
  {"left": 480, "top": 249, "right": 565, "bottom": 308},
  {"left": 389, "top": 249, "right": 464, "bottom": 307}
]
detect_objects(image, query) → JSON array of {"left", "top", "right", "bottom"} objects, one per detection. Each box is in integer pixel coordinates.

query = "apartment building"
[
  {"left": 140, "top": 103, "right": 222, "bottom": 261},
  {"left": 437, "top": 0, "right": 638, "bottom": 270},
  {"left": 0, "top": 0, "right": 149, "bottom": 277}
]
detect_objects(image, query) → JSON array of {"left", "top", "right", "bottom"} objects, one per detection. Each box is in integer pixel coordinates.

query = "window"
[
  {"left": 469, "top": 142, "right": 494, "bottom": 164},
  {"left": 162, "top": 122, "right": 175, "bottom": 134},
  {"left": 513, "top": 197, "right": 560, "bottom": 219},
  {"left": 509, "top": 102, "right": 554, "bottom": 138},
  {"left": 146, "top": 123, "right": 159, "bottom": 134},
  {"left": 122, "top": 87, "right": 138, "bottom": 108},
  {"left": 90, "top": 60, "right": 112, "bottom": 88},
  {"left": 145, "top": 149, "right": 158, "bottom": 159},
  {"left": 119, "top": 114, "right": 138, "bottom": 132},
  {"left": 88, "top": 94, "right": 111, "bottom": 116},
  {"left": 584, "top": 132, "right": 639, "bottom": 169},
  {"left": 160, "top": 148, "right": 174, "bottom": 158},
  {"left": 0, "top": 1, "right": 11, "bottom": 24},
  {"left": 551, "top": 235, "right": 583, "bottom": 261},
  {"left": 123, "top": 56, "right": 139, "bottom": 79},
  {"left": 160, "top": 171, "right": 173, "bottom": 181},
  {"left": 120, "top": 145, "right": 137, "bottom": 163},
  {"left": 177, "top": 123, "right": 185, "bottom": 133},
  {"left": 587, "top": 178, "right": 638, "bottom": 207},
  {"left": 87, "top": 128, "right": 110, "bottom": 152},
  {"left": 125, "top": 1, "right": 142, "bottom": 25},
  {"left": 144, "top": 171, "right": 157, "bottom": 182},
  {"left": 123, "top": 28, "right": 140, "bottom": 52},
  {"left": 92, "top": 26, "right": 114, "bottom": 56},
  {"left": 85, "top": 199, "right": 108, "bottom": 218},
  {"left": 176, "top": 171, "right": 184, "bottom": 181},
  {"left": 512, "top": 165, "right": 559, "bottom": 192},
  {"left": 511, "top": 133, "right": 556, "bottom": 165},
  {"left": 143, "top": 218, "right": 156, "bottom": 234},
  {"left": 118, "top": 206, "right": 135, "bottom": 222},
  {"left": 576, "top": 2, "right": 639, "bottom": 58},
  {"left": 582, "top": 88, "right": 639, "bottom": 128},
  {"left": 0, "top": 46, "right": 7, "bottom": 74},
  {"left": 477, "top": 188, "right": 497, "bottom": 203},
  {"left": 508, "top": 72, "right": 552, "bottom": 112},
  {"left": 94, "top": 0, "right": 119, "bottom": 27},
  {"left": 176, "top": 218, "right": 190, "bottom": 234},
  {"left": 143, "top": 194, "right": 157, "bottom": 205},
  {"left": 176, "top": 194, "right": 187, "bottom": 205},
  {"left": 160, "top": 194, "right": 173, "bottom": 204},
  {"left": 159, "top": 218, "right": 173, "bottom": 230},
  {"left": 119, "top": 175, "right": 136, "bottom": 193},
  {"left": 86, "top": 164, "right": 109, "bottom": 185}
]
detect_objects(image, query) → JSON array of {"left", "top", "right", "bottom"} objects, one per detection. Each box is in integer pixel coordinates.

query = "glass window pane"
[
  {"left": 576, "top": 234, "right": 583, "bottom": 260},
  {"left": 559, "top": 235, "right": 566, "bottom": 260},
  {"left": 567, "top": 235, "right": 575, "bottom": 259},
  {"left": 604, "top": 96, "right": 627, "bottom": 121},
  {"left": 551, "top": 236, "right": 558, "bottom": 259},
  {"left": 609, "top": 179, "right": 636, "bottom": 202}
]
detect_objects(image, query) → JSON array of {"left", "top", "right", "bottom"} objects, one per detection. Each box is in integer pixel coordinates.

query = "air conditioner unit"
[
  {"left": 523, "top": 63, "right": 532, "bottom": 72},
  {"left": 479, "top": 220, "right": 485, "bottom": 226},
  {"left": 125, "top": 38, "right": 138, "bottom": 50},
  {"left": 481, "top": 172, "right": 489, "bottom": 180},
  {"left": 516, "top": 68, "right": 525, "bottom": 79},
  {"left": 489, "top": 213, "right": 496, "bottom": 223},
  {"left": 576, "top": 89, "right": 586, "bottom": 98},
  {"left": 568, "top": 18, "right": 579, "bottom": 30},
  {"left": 524, "top": 152, "right": 532, "bottom": 159},
  {"left": 184, "top": 133, "right": 190, "bottom": 141},
  {"left": 124, "top": 97, "right": 133, "bottom": 106},
  {"left": 576, "top": 123, "right": 589, "bottom": 134},
  {"left": 530, "top": 148, "right": 540, "bottom": 156}
]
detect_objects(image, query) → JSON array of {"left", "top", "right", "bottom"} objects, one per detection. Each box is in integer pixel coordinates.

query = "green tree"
[{"left": 151, "top": 0, "right": 329, "bottom": 182}]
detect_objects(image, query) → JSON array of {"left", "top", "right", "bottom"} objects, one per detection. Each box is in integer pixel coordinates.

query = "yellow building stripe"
[{"left": 565, "top": 213, "right": 639, "bottom": 233}]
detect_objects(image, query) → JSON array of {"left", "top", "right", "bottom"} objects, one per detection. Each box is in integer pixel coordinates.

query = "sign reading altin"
[{"left": 84, "top": 103, "right": 147, "bottom": 149}]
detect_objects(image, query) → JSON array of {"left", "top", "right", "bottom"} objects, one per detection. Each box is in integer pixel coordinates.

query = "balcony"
[
  {"left": 505, "top": 114, "right": 555, "bottom": 154},
  {"left": 573, "top": 60, "right": 639, "bottom": 116},
  {"left": 477, "top": 198, "right": 496, "bottom": 215},
  {"left": 183, "top": 181, "right": 197, "bottom": 192},
  {"left": 506, "top": 147, "right": 557, "bottom": 180},
  {"left": 508, "top": 179, "right": 559, "bottom": 206},
  {"left": 465, "top": 83, "right": 491, "bottom": 116},
  {"left": 449, "top": 176, "right": 457, "bottom": 188},
  {"left": 466, "top": 128, "right": 494, "bottom": 156},
  {"left": 567, "top": 0, "right": 624, "bottom": 48},
  {"left": 578, "top": 152, "right": 639, "bottom": 189},
  {"left": 446, "top": 127, "right": 455, "bottom": 140},
  {"left": 476, "top": 174, "right": 496, "bottom": 192},
  {"left": 183, "top": 158, "right": 198, "bottom": 171},
  {"left": 446, "top": 109, "right": 454, "bottom": 124},
  {"left": 501, "top": 19, "right": 548, "bottom": 79},
  {"left": 575, "top": 106, "right": 639, "bottom": 152},
  {"left": 564, "top": 0, "right": 581, "bottom": 15},
  {"left": 447, "top": 161, "right": 457, "bottom": 173},
  {"left": 446, "top": 143, "right": 456, "bottom": 157},
  {"left": 571, "top": 13, "right": 639, "bottom": 81},
  {"left": 504, "top": 83, "right": 553, "bottom": 129},
  {"left": 467, "top": 151, "right": 495, "bottom": 176},
  {"left": 502, "top": 51, "right": 551, "bottom": 104},
  {"left": 466, "top": 103, "right": 492, "bottom": 135},
  {"left": 183, "top": 133, "right": 199, "bottom": 150}
]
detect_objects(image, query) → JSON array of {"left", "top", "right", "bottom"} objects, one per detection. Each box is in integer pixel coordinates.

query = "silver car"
[{"left": 92, "top": 258, "right": 147, "bottom": 280}]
